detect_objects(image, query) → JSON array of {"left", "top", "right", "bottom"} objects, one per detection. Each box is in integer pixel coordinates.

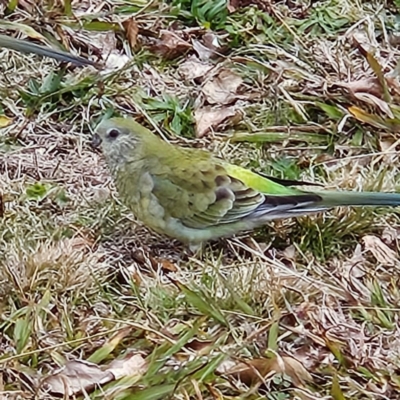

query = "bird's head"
[{"left": 93, "top": 117, "right": 146, "bottom": 167}]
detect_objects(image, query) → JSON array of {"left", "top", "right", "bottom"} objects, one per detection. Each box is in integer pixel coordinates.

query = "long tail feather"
[
  {"left": 0, "top": 35, "right": 97, "bottom": 67},
  {"left": 316, "top": 191, "right": 400, "bottom": 208},
  {"left": 250, "top": 190, "right": 400, "bottom": 222}
]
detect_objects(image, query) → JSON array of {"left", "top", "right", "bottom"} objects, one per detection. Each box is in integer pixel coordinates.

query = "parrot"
[
  {"left": 0, "top": 34, "right": 96, "bottom": 67},
  {"left": 93, "top": 116, "right": 400, "bottom": 250}
]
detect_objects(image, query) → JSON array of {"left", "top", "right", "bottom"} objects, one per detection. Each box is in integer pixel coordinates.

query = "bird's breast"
[{"left": 115, "top": 169, "right": 167, "bottom": 232}]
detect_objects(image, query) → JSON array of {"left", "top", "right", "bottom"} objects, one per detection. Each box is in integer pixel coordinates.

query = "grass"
[{"left": 1, "top": 0, "right": 400, "bottom": 398}]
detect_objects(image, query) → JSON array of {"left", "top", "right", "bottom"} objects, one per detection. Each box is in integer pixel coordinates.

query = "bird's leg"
[{"left": 187, "top": 242, "right": 204, "bottom": 258}]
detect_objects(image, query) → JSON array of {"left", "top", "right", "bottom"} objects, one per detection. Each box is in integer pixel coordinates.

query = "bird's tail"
[
  {"left": 0, "top": 34, "right": 96, "bottom": 67},
  {"left": 316, "top": 190, "right": 400, "bottom": 208},
  {"left": 250, "top": 190, "right": 400, "bottom": 222}
]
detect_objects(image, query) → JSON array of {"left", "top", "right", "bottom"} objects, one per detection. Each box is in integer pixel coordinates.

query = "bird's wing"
[{"left": 150, "top": 152, "right": 322, "bottom": 229}]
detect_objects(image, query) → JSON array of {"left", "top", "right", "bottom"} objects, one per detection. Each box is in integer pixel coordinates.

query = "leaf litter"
[
  {"left": 178, "top": 56, "right": 214, "bottom": 82},
  {"left": 217, "top": 355, "right": 313, "bottom": 388},
  {"left": 151, "top": 30, "right": 192, "bottom": 60},
  {"left": 194, "top": 106, "right": 240, "bottom": 137},
  {"left": 41, "top": 352, "right": 147, "bottom": 396},
  {"left": 201, "top": 68, "right": 244, "bottom": 105}
]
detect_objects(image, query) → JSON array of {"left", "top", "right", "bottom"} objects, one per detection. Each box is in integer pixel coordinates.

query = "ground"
[{"left": 1, "top": 0, "right": 400, "bottom": 399}]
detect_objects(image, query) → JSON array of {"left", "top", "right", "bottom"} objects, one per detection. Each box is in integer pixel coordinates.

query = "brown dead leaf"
[
  {"left": 218, "top": 355, "right": 312, "bottom": 387},
  {"left": 108, "top": 353, "right": 147, "bottom": 380},
  {"left": 202, "top": 69, "right": 243, "bottom": 105},
  {"left": 278, "top": 356, "right": 313, "bottom": 386},
  {"left": 130, "top": 251, "right": 176, "bottom": 275},
  {"left": 158, "top": 259, "right": 178, "bottom": 273},
  {"left": 192, "top": 33, "right": 224, "bottom": 60},
  {"left": 83, "top": 31, "right": 130, "bottom": 73},
  {"left": 352, "top": 40, "right": 391, "bottom": 103},
  {"left": 41, "top": 353, "right": 147, "bottom": 396},
  {"left": 192, "top": 39, "right": 216, "bottom": 61},
  {"left": 353, "top": 92, "right": 394, "bottom": 118},
  {"left": 178, "top": 56, "right": 213, "bottom": 82},
  {"left": 333, "top": 76, "right": 400, "bottom": 110},
  {"left": 152, "top": 30, "right": 191, "bottom": 60},
  {"left": 334, "top": 78, "right": 382, "bottom": 98},
  {"left": 351, "top": 31, "right": 375, "bottom": 55},
  {"left": 362, "top": 235, "right": 399, "bottom": 267},
  {"left": 41, "top": 360, "right": 112, "bottom": 396},
  {"left": 348, "top": 106, "right": 400, "bottom": 131},
  {"left": 194, "top": 106, "right": 240, "bottom": 137},
  {"left": 227, "top": 0, "right": 240, "bottom": 12},
  {"left": 202, "top": 33, "right": 222, "bottom": 51},
  {"left": 122, "top": 18, "right": 139, "bottom": 50},
  {"left": 186, "top": 338, "right": 214, "bottom": 353},
  {"left": 132, "top": 249, "right": 158, "bottom": 269}
]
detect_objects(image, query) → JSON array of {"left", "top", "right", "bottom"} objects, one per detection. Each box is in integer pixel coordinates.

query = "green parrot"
[
  {"left": 0, "top": 34, "right": 96, "bottom": 66},
  {"left": 93, "top": 117, "right": 400, "bottom": 250}
]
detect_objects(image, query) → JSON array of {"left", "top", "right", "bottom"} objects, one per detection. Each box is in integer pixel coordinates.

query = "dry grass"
[{"left": 1, "top": 0, "right": 400, "bottom": 399}]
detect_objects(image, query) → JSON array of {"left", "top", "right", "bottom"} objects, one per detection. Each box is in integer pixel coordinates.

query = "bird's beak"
[{"left": 91, "top": 133, "right": 102, "bottom": 148}]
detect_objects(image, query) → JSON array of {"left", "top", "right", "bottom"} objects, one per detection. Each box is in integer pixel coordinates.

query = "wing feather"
[{"left": 148, "top": 150, "right": 322, "bottom": 229}]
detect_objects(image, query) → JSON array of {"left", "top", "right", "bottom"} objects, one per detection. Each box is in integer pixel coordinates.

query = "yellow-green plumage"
[{"left": 94, "top": 117, "right": 400, "bottom": 248}]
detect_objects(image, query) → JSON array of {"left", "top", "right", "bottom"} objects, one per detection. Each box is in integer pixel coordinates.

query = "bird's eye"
[{"left": 107, "top": 128, "right": 121, "bottom": 139}]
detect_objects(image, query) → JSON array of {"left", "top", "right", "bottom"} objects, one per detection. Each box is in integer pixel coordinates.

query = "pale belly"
[{"left": 115, "top": 170, "right": 247, "bottom": 246}]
